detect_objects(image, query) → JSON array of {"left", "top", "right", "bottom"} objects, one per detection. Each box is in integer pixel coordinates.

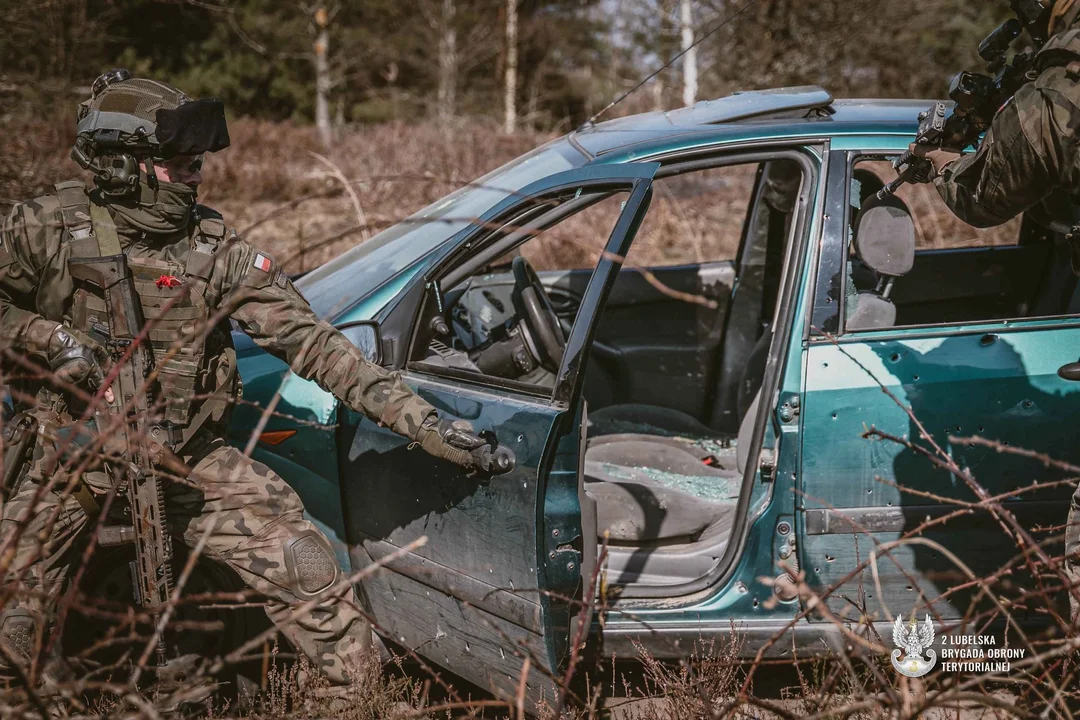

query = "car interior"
[
  {"left": 578, "top": 160, "right": 801, "bottom": 592},
  {"left": 844, "top": 159, "right": 1080, "bottom": 330},
  {"left": 408, "top": 157, "right": 808, "bottom": 596}
]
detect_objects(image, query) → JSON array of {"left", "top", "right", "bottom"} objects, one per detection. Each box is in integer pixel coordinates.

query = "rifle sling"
[
  {"left": 83, "top": 193, "right": 233, "bottom": 454},
  {"left": 88, "top": 200, "right": 124, "bottom": 257}
]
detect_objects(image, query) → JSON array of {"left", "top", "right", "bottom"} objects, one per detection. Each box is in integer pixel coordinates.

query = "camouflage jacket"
[
  {"left": 0, "top": 184, "right": 466, "bottom": 464},
  {"left": 934, "top": 23, "right": 1080, "bottom": 229}
]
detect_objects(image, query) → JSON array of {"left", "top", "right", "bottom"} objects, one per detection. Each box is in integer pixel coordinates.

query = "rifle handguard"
[
  {"left": 878, "top": 152, "right": 934, "bottom": 200},
  {"left": 2, "top": 413, "right": 38, "bottom": 500}
]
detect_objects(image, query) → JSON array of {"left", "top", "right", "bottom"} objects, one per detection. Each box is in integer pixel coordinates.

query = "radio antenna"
[{"left": 578, "top": 0, "right": 763, "bottom": 131}]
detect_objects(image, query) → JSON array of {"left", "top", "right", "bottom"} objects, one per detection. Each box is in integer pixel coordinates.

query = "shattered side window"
[
  {"left": 852, "top": 160, "right": 1021, "bottom": 250},
  {"left": 844, "top": 157, "right": 1041, "bottom": 331}
]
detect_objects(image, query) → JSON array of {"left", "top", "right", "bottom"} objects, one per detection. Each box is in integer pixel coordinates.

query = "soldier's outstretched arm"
[
  {"left": 218, "top": 241, "right": 484, "bottom": 469},
  {"left": 933, "top": 75, "right": 1074, "bottom": 227}
]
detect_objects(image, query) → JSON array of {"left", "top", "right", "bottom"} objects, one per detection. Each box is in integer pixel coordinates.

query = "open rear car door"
[{"left": 339, "top": 164, "right": 657, "bottom": 704}]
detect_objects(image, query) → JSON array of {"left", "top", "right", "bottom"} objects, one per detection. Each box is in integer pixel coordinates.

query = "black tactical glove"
[
  {"left": 422, "top": 416, "right": 515, "bottom": 474},
  {"left": 45, "top": 325, "right": 106, "bottom": 391},
  {"left": 904, "top": 144, "right": 961, "bottom": 181}
]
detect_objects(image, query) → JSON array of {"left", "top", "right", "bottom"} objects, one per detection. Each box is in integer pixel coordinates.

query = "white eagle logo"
[{"left": 890, "top": 613, "right": 937, "bottom": 678}]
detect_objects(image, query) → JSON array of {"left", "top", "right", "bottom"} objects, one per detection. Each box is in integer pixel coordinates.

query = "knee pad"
[
  {"left": 284, "top": 530, "right": 340, "bottom": 599},
  {"left": 0, "top": 608, "right": 36, "bottom": 665}
]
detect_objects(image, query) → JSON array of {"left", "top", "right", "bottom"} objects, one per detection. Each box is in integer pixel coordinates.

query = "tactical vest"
[{"left": 51, "top": 181, "right": 240, "bottom": 449}]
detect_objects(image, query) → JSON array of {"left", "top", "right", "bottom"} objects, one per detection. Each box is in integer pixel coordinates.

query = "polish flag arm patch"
[{"left": 253, "top": 253, "right": 272, "bottom": 272}]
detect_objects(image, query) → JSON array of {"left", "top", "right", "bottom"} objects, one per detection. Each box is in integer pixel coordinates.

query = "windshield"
[{"left": 298, "top": 137, "right": 586, "bottom": 320}]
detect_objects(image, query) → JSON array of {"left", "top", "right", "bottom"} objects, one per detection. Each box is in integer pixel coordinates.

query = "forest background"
[{"left": 0, "top": 0, "right": 1017, "bottom": 271}]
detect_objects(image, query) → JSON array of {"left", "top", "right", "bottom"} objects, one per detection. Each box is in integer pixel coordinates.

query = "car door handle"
[
  {"left": 1058, "top": 361, "right": 1080, "bottom": 381},
  {"left": 477, "top": 430, "right": 516, "bottom": 474}
]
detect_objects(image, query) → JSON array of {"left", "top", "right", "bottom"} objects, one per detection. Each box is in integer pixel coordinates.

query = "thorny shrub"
[{"left": 2, "top": 349, "right": 1080, "bottom": 716}]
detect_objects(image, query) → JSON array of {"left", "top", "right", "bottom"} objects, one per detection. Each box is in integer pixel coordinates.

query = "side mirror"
[{"left": 339, "top": 321, "right": 382, "bottom": 364}]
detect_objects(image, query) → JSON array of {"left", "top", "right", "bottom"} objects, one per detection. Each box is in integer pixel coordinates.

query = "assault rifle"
[
  {"left": 68, "top": 254, "right": 174, "bottom": 667},
  {"left": 880, "top": 18, "right": 1039, "bottom": 199}
]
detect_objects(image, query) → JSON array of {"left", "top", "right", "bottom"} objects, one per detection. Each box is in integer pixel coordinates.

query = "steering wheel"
[{"left": 511, "top": 256, "right": 565, "bottom": 372}]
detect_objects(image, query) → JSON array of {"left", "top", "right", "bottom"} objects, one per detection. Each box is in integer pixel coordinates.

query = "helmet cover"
[{"left": 76, "top": 72, "right": 229, "bottom": 159}]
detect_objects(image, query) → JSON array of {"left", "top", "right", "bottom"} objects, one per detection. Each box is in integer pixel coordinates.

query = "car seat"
[
  {"left": 584, "top": 327, "right": 772, "bottom": 544},
  {"left": 580, "top": 161, "right": 802, "bottom": 552},
  {"left": 845, "top": 194, "right": 916, "bottom": 331}
]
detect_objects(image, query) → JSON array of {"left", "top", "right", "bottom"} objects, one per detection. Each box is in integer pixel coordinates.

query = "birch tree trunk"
[
  {"left": 680, "top": 0, "right": 697, "bottom": 107},
  {"left": 437, "top": 0, "right": 457, "bottom": 123},
  {"left": 503, "top": 0, "right": 518, "bottom": 134},
  {"left": 313, "top": 6, "right": 332, "bottom": 148}
]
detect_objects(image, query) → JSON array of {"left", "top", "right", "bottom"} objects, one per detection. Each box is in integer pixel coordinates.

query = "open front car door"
[{"left": 340, "top": 164, "right": 658, "bottom": 705}]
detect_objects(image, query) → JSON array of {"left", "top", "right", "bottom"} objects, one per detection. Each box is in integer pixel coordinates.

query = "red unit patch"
[{"left": 155, "top": 274, "right": 182, "bottom": 289}]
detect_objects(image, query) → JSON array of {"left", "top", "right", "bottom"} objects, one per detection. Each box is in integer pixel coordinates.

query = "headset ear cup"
[
  {"left": 90, "top": 154, "right": 141, "bottom": 197},
  {"left": 121, "top": 155, "right": 140, "bottom": 191}
]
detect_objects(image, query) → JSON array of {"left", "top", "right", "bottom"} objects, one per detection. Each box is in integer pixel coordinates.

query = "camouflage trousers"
[{"left": 0, "top": 437, "right": 368, "bottom": 687}]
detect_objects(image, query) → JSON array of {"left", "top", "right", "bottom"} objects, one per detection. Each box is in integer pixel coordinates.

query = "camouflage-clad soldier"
[
  {"left": 0, "top": 71, "right": 501, "bottom": 694},
  {"left": 911, "top": 0, "right": 1080, "bottom": 627}
]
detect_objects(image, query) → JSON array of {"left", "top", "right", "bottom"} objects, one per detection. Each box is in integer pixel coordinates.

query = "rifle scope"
[
  {"left": 949, "top": 71, "right": 997, "bottom": 111},
  {"left": 980, "top": 18, "right": 1022, "bottom": 71}
]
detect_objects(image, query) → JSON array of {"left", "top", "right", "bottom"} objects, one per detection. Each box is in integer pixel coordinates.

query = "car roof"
[
  {"left": 302, "top": 88, "right": 934, "bottom": 325},
  {"left": 569, "top": 86, "right": 930, "bottom": 160}
]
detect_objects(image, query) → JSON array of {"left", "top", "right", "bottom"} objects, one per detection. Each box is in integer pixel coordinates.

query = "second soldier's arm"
[
  {"left": 0, "top": 202, "right": 62, "bottom": 355},
  {"left": 933, "top": 70, "right": 1079, "bottom": 227},
  {"left": 0, "top": 200, "right": 103, "bottom": 387},
  {"left": 216, "top": 240, "right": 484, "bottom": 468}
]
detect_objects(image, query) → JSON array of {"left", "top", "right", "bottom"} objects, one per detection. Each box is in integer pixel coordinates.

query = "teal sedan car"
[{"left": 230, "top": 86, "right": 1077, "bottom": 701}]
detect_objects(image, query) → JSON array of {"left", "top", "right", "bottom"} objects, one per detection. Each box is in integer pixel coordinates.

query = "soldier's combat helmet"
[{"left": 72, "top": 69, "right": 230, "bottom": 196}]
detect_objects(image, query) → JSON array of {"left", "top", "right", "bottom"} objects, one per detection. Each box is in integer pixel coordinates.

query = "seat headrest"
[
  {"left": 846, "top": 292, "right": 898, "bottom": 331},
  {"left": 853, "top": 194, "right": 916, "bottom": 277}
]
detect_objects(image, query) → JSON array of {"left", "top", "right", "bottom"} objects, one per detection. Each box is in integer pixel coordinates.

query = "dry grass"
[
  {"left": 858, "top": 161, "right": 1022, "bottom": 249},
  {"left": 0, "top": 112, "right": 550, "bottom": 274},
  {"left": 0, "top": 98, "right": 80, "bottom": 208},
  {"left": 1, "top": 112, "right": 1022, "bottom": 282},
  {"left": 200, "top": 119, "right": 554, "bottom": 274},
  {"left": 0, "top": 112, "right": 765, "bottom": 278}
]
